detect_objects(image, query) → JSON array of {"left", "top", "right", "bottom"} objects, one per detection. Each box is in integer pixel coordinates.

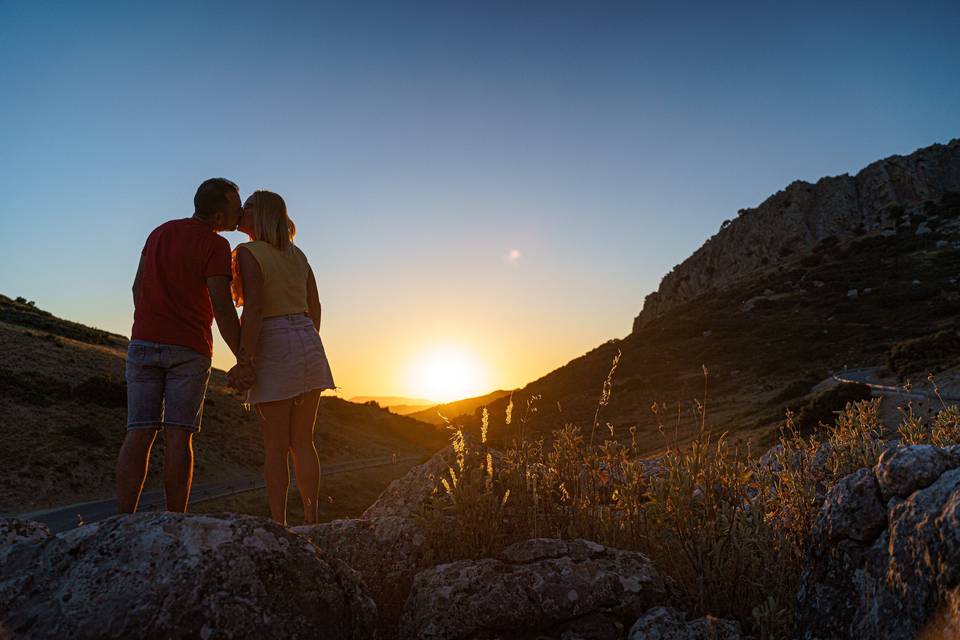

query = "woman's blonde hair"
[
  {"left": 249, "top": 190, "right": 296, "bottom": 252},
  {"left": 231, "top": 190, "right": 297, "bottom": 307}
]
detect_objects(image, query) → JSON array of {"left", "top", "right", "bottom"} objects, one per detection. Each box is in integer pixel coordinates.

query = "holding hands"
[{"left": 228, "top": 350, "right": 256, "bottom": 391}]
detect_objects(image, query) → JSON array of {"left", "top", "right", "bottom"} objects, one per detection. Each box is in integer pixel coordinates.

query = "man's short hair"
[{"left": 194, "top": 178, "right": 239, "bottom": 220}]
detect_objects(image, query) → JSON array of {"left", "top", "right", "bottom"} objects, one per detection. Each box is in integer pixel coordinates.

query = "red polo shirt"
[{"left": 131, "top": 218, "right": 232, "bottom": 357}]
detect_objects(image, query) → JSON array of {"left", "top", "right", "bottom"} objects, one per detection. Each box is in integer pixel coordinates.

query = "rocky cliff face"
[{"left": 634, "top": 139, "right": 960, "bottom": 331}]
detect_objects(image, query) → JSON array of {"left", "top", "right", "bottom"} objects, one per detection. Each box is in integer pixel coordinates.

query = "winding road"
[
  {"left": 17, "top": 454, "right": 423, "bottom": 534},
  {"left": 832, "top": 367, "right": 960, "bottom": 404}
]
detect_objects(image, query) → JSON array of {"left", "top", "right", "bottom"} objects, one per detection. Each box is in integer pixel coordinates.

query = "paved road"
[
  {"left": 18, "top": 454, "right": 423, "bottom": 534},
  {"left": 833, "top": 368, "right": 960, "bottom": 404}
]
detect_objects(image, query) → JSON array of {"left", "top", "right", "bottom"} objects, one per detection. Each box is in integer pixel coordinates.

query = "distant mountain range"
[
  {"left": 407, "top": 389, "right": 514, "bottom": 425},
  {"left": 349, "top": 396, "right": 436, "bottom": 414}
]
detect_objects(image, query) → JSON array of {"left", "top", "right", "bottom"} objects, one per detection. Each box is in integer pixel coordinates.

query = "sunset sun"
[{"left": 408, "top": 345, "right": 489, "bottom": 404}]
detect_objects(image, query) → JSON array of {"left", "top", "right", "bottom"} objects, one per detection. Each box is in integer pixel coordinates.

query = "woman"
[{"left": 232, "top": 190, "right": 335, "bottom": 525}]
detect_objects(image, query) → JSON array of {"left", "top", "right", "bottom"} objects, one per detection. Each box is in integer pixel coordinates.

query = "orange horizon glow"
[{"left": 403, "top": 344, "right": 492, "bottom": 404}]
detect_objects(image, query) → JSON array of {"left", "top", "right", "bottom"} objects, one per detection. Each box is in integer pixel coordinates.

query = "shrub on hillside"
[
  {"left": 74, "top": 376, "right": 127, "bottom": 408},
  {"left": 793, "top": 382, "right": 873, "bottom": 435},
  {"left": 0, "top": 367, "right": 72, "bottom": 407},
  {"left": 887, "top": 330, "right": 960, "bottom": 378},
  {"left": 0, "top": 294, "right": 123, "bottom": 346},
  {"left": 419, "top": 367, "right": 960, "bottom": 639}
]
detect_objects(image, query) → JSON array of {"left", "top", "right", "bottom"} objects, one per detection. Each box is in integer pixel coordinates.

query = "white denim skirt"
[{"left": 247, "top": 314, "right": 336, "bottom": 405}]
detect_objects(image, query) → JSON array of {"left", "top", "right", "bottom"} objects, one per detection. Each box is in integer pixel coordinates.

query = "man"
[{"left": 116, "top": 178, "right": 252, "bottom": 514}]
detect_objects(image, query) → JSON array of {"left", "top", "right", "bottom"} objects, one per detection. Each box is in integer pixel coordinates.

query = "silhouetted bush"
[
  {"left": 74, "top": 376, "right": 127, "bottom": 408},
  {"left": 794, "top": 382, "right": 873, "bottom": 434},
  {"left": 0, "top": 367, "right": 72, "bottom": 407}
]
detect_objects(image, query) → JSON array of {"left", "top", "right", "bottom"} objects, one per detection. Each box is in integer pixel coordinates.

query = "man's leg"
[
  {"left": 159, "top": 344, "right": 211, "bottom": 513},
  {"left": 120, "top": 340, "right": 164, "bottom": 514},
  {"left": 116, "top": 429, "right": 159, "bottom": 513},
  {"left": 163, "top": 429, "right": 194, "bottom": 512}
]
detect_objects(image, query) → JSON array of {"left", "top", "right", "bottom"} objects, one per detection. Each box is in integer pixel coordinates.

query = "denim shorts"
[{"left": 125, "top": 339, "right": 212, "bottom": 432}]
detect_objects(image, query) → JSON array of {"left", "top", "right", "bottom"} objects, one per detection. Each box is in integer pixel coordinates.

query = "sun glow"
[{"left": 408, "top": 345, "right": 490, "bottom": 404}]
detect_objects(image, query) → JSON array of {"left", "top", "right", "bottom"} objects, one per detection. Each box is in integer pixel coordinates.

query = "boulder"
[
  {"left": 294, "top": 515, "right": 430, "bottom": 631},
  {"left": 813, "top": 467, "right": 886, "bottom": 543},
  {"left": 798, "top": 455, "right": 960, "bottom": 639},
  {"left": 0, "top": 513, "right": 376, "bottom": 639},
  {"left": 628, "top": 606, "right": 744, "bottom": 640},
  {"left": 855, "top": 467, "right": 960, "bottom": 638},
  {"left": 363, "top": 437, "right": 503, "bottom": 520},
  {"left": 873, "top": 444, "right": 960, "bottom": 501},
  {"left": 296, "top": 439, "right": 504, "bottom": 633},
  {"left": 400, "top": 538, "right": 669, "bottom": 640},
  {"left": 0, "top": 518, "right": 50, "bottom": 564}
]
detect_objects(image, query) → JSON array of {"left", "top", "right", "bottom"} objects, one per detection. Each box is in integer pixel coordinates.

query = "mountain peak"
[{"left": 634, "top": 139, "right": 960, "bottom": 331}]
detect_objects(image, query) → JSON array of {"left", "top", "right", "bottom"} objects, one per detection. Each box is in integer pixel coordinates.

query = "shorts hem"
[
  {"left": 248, "top": 384, "right": 335, "bottom": 406},
  {"left": 127, "top": 421, "right": 200, "bottom": 432},
  {"left": 161, "top": 422, "right": 202, "bottom": 433},
  {"left": 127, "top": 422, "right": 163, "bottom": 431}
]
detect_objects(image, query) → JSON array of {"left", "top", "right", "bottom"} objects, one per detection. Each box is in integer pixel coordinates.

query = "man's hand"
[{"left": 227, "top": 362, "right": 256, "bottom": 391}]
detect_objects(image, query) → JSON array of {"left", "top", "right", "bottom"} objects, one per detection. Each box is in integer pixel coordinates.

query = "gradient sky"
[{"left": 1, "top": 1, "right": 958, "bottom": 401}]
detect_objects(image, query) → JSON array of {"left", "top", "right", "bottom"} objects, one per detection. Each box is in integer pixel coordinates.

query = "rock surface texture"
[
  {"left": 299, "top": 440, "right": 502, "bottom": 632},
  {"left": 400, "top": 538, "right": 669, "bottom": 640},
  {"left": 634, "top": 139, "right": 960, "bottom": 330},
  {"left": 363, "top": 434, "right": 502, "bottom": 520},
  {"left": 628, "top": 606, "right": 744, "bottom": 640},
  {"left": 0, "top": 518, "right": 51, "bottom": 564},
  {"left": 295, "top": 515, "right": 430, "bottom": 632},
  {"left": 797, "top": 444, "right": 960, "bottom": 639},
  {"left": 0, "top": 513, "right": 377, "bottom": 640}
]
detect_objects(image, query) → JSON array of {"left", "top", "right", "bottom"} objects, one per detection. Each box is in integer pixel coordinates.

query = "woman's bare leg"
[
  {"left": 289, "top": 389, "right": 322, "bottom": 524},
  {"left": 256, "top": 398, "right": 294, "bottom": 525}
]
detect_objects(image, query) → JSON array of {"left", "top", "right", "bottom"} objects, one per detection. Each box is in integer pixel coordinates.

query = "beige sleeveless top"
[{"left": 236, "top": 241, "right": 310, "bottom": 317}]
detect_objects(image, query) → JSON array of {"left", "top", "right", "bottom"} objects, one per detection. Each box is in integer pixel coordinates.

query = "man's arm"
[
  {"left": 132, "top": 254, "right": 145, "bottom": 305},
  {"left": 207, "top": 276, "right": 242, "bottom": 358}
]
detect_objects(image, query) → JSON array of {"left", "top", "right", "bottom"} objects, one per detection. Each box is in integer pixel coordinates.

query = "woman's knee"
[
  {"left": 263, "top": 435, "right": 290, "bottom": 458},
  {"left": 290, "top": 435, "right": 317, "bottom": 455}
]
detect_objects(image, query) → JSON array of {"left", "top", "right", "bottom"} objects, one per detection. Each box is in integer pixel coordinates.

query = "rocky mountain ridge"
[{"left": 634, "top": 139, "right": 960, "bottom": 331}]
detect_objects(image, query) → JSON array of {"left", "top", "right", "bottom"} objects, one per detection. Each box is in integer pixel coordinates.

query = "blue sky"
[{"left": 1, "top": 1, "right": 957, "bottom": 398}]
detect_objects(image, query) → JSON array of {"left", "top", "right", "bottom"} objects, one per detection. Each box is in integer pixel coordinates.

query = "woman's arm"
[
  {"left": 237, "top": 246, "right": 265, "bottom": 362},
  {"left": 306, "top": 266, "right": 322, "bottom": 332}
]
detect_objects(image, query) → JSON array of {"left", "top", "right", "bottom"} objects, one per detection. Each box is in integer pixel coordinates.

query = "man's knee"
[
  {"left": 164, "top": 428, "right": 194, "bottom": 447},
  {"left": 121, "top": 429, "right": 157, "bottom": 454}
]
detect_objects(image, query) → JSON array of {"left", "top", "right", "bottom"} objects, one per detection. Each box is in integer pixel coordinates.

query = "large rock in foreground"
[
  {"left": 400, "top": 538, "right": 669, "bottom": 639},
  {"left": 363, "top": 435, "right": 502, "bottom": 520},
  {"left": 0, "top": 518, "right": 51, "bottom": 564},
  {"left": 797, "top": 444, "right": 960, "bottom": 639},
  {"left": 0, "top": 513, "right": 376, "bottom": 640},
  {"left": 295, "top": 515, "right": 430, "bottom": 631},
  {"left": 628, "top": 606, "right": 745, "bottom": 640}
]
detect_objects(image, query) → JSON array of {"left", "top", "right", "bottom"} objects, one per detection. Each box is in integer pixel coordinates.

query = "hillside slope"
[
  {"left": 0, "top": 295, "right": 446, "bottom": 512},
  {"left": 462, "top": 153, "right": 960, "bottom": 453},
  {"left": 407, "top": 389, "right": 514, "bottom": 425}
]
